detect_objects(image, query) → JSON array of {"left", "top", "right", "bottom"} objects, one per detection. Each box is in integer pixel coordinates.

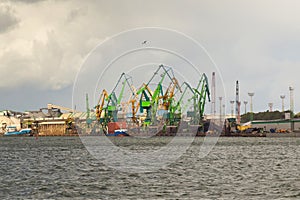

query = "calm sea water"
[{"left": 1, "top": 136, "right": 300, "bottom": 199}]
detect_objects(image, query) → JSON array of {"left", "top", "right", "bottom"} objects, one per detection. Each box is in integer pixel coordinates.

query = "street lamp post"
[
  {"left": 289, "top": 86, "right": 294, "bottom": 131},
  {"left": 230, "top": 100, "right": 235, "bottom": 117},
  {"left": 243, "top": 101, "right": 248, "bottom": 114},
  {"left": 289, "top": 86, "right": 294, "bottom": 118},
  {"left": 248, "top": 92, "right": 255, "bottom": 121},
  {"left": 268, "top": 103, "right": 273, "bottom": 112},
  {"left": 280, "top": 95, "right": 285, "bottom": 112}
]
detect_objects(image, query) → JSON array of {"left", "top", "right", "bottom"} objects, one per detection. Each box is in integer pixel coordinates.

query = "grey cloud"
[
  {"left": 0, "top": 30, "right": 79, "bottom": 91},
  {"left": 0, "top": 0, "right": 300, "bottom": 112},
  {"left": 66, "top": 7, "right": 87, "bottom": 24},
  {"left": 0, "top": 4, "right": 19, "bottom": 33}
]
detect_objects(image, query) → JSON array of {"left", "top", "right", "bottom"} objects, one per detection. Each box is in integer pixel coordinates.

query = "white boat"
[{"left": 4, "top": 126, "right": 32, "bottom": 136}]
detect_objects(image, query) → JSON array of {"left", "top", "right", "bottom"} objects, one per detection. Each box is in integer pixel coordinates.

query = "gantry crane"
[
  {"left": 94, "top": 65, "right": 211, "bottom": 135},
  {"left": 166, "top": 73, "right": 210, "bottom": 126},
  {"left": 185, "top": 73, "right": 211, "bottom": 125},
  {"left": 166, "top": 81, "right": 195, "bottom": 125},
  {"left": 136, "top": 64, "right": 176, "bottom": 126},
  {"left": 128, "top": 85, "right": 141, "bottom": 124},
  {"left": 95, "top": 89, "right": 109, "bottom": 122},
  {"left": 195, "top": 73, "right": 211, "bottom": 122},
  {"left": 161, "top": 77, "right": 181, "bottom": 110},
  {"left": 95, "top": 73, "right": 134, "bottom": 125},
  {"left": 136, "top": 83, "right": 154, "bottom": 125}
]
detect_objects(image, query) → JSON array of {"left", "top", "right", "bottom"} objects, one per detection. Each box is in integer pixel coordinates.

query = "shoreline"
[{"left": 2, "top": 132, "right": 300, "bottom": 137}]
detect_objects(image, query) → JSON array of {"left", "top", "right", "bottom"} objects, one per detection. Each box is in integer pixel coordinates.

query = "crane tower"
[{"left": 211, "top": 72, "right": 216, "bottom": 116}]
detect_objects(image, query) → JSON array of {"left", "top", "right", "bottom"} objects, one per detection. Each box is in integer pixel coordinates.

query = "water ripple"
[{"left": 0, "top": 137, "right": 299, "bottom": 199}]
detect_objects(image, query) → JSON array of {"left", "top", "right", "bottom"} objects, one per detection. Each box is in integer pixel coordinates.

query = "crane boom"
[
  {"left": 117, "top": 80, "right": 126, "bottom": 105},
  {"left": 95, "top": 89, "right": 109, "bottom": 121},
  {"left": 98, "top": 72, "right": 135, "bottom": 123}
]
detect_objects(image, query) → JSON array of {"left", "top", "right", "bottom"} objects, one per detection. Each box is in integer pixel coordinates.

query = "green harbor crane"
[
  {"left": 186, "top": 73, "right": 211, "bottom": 125},
  {"left": 95, "top": 73, "right": 134, "bottom": 130},
  {"left": 136, "top": 64, "right": 175, "bottom": 126},
  {"left": 167, "top": 81, "right": 194, "bottom": 125}
]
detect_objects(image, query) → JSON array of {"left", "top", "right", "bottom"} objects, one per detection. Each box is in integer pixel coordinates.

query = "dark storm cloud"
[
  {"left": 0, "top": 0, "right": 300, "bottom": 112},
  {"left": 0, "top": 4, "right": 19, "bottom": 33}
]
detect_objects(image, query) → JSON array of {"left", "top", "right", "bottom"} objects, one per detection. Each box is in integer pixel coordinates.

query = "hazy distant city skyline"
[{"left": 0, "top": 0, "right": 299, "bottom": 114}]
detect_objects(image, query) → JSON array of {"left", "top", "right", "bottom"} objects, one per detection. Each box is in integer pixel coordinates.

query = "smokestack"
[
  {"left": 236, "top": 81, "right": 241, "bottom": 124},
  {"left": 235, "top": 81, "right": 239, "bottom": 116}
]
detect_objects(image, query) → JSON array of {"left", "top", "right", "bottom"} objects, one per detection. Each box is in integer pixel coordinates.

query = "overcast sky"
[{"left": 1, "top": 0, "right": 300, "bottom": 114}]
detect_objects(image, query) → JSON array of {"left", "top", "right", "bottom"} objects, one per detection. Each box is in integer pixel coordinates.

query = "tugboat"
[
  {"left": 105, "top": 122, "right": 129, "bottom": 137},
  {"left": 4, "top": 126, "right": 32, "bottom": 136},
  {"left": 107, "top": 129, "right": 129, "bottom": 137}
]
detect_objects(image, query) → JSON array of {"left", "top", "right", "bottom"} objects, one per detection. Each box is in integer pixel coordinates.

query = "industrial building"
[
  {"left": 0, "top": 110, "right": 21, "bottom": 134},
  {"left": 251, "top": 118, "right": 300, "bottom": 133}
]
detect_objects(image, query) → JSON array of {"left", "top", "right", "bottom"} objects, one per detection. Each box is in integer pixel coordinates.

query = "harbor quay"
[{"left": 1, "top": 105, "right": 300, "bottom": 137}]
